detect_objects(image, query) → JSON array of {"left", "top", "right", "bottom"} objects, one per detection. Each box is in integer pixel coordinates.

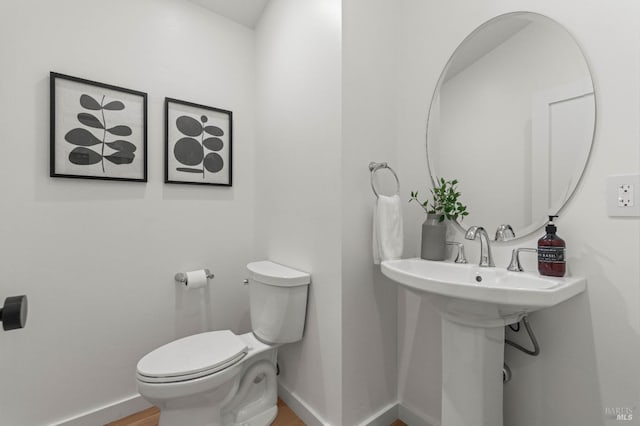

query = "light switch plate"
[{"left": 607, "top": 174, "right": 640, "bottom": 216}]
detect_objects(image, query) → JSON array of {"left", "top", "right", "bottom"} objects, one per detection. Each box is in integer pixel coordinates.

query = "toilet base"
[
  {"left": 156, "top": 401, "right": 277, "bottom": 426},
  {"left": 155, "top": 379, "right": 233, "bottom": 426},
  {"left": 232, "top": 406, "right": 277, "bottom": 426},
  {"left": 154, "top": 377, "right": 277, "bottom": 426}
]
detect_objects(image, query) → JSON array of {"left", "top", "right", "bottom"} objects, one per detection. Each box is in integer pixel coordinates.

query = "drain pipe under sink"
[{"left": 504, "top": 316, "right": 540, "bottom": 383}]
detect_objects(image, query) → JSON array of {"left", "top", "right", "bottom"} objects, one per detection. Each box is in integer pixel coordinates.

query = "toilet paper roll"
[{"left": 184, "top": 270, "right": 209, "bottom": 289}]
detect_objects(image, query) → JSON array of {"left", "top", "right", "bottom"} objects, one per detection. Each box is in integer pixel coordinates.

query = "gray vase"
[{"left": 421, "top": 213, "right": 447, "bottom": 261}]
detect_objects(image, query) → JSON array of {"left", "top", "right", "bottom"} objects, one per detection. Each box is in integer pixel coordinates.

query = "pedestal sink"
[{"left": 381, "top": 258, "right": 586, "bottom": 426}]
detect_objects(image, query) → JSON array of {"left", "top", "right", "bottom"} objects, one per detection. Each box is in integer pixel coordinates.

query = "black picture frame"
[
  {"left": 50, "top": 72, "right": 148, "bottom": 182},
  {"left": 165, "top": 97, "right": 233, "bottom": 186}
]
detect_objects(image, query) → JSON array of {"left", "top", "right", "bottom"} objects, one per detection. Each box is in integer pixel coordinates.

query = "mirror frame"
[{"left": 425, "top": 11, "right": 597, "bottom": 242}]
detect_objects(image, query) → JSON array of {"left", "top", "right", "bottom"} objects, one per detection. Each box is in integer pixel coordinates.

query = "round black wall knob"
[{"left": 0, "top": 295, "right": 28, "bottom": 331}]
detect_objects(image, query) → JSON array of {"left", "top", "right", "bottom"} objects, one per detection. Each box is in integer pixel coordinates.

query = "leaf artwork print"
[
  {"left": 173, "top": 114, "right": 224, "bottom": 178},
  {"left": 64, "top": 94, "right": 135, "bottom": 172}
]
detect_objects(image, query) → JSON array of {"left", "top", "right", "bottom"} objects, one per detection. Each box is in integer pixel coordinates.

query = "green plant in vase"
[
  {"left": 409, "top": 177, "right": 469, "bottom": 222},
  {"left": 409, "top": 178, "right": 468, "bottom": 260}
]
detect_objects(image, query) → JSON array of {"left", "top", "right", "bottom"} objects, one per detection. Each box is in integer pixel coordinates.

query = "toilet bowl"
[{"left": 136, "top": 261, "right": 310, "bottom": 426}]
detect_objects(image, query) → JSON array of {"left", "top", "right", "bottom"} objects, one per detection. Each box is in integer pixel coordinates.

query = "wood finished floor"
[{"left": 107, "top": 399, "right": 408, "bottom": 426}]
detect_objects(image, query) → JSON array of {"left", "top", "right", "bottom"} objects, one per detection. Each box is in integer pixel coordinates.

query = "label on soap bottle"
[{"left": 538, "top": 246, "right": 565, "bottom": 263}]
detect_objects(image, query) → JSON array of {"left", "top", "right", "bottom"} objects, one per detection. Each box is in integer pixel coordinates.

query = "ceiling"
[{"left": 189, "top": 0, "right": 270, "bottom": 28}]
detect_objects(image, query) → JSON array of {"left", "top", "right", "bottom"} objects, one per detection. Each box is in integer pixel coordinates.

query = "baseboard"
[
  {"left": 358, "top": 402, "right": 399, "bottom": 426},
  {"left": 275, "top": 387, "right": 436, "bottom": 426},
  {"left": 51, "top": 389, "right": 437, "bottom": 426},
  {"left": 398, "top": 403, "right": 438, "bottom": 426},
  {"left": 277, "top": 383, "right": 328, "bottom": 426},
  {"left": 52, "top": 394, "right": 152, "bottom": 426},
  {"left": 356, "top": 402, "right": 437, "bottom": 426}
]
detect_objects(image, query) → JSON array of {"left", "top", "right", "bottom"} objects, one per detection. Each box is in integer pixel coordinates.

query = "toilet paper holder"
[{"left": 174, "top": 269, "right": 215, "bottom": 284}]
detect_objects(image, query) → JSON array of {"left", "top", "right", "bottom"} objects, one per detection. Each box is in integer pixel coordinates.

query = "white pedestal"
[{"left": 441, "top": 318, "right": 505, "bottom": 426}]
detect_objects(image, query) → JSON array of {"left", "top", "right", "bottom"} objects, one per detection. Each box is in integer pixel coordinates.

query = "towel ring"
[{"left": 369, "top": 162, "right": 400, "bottom": 198}]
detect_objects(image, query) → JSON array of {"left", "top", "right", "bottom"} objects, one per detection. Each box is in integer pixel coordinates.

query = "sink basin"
[
  {"left": 381, "top": 258, "right": 587, "bottom": 426},
  {"left": 381, "top": 257, "right": 586, "bottom": 326}
]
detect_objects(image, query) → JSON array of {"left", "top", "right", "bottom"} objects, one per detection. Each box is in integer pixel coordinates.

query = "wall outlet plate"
[
  {"left": 607, "top": 174, "right": 640, "bottom": 216},
  {"left": 617, "top": 184, "right": 634, "bottom": 207}
]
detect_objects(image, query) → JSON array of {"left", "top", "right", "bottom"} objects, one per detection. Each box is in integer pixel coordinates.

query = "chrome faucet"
[{"left": 465, "top": 226, "right": 495, "bottom": 267}]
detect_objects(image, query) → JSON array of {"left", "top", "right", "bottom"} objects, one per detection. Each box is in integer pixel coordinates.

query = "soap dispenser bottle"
[{"left": 538, "top": 215, "right": 566, "bottom": 277}]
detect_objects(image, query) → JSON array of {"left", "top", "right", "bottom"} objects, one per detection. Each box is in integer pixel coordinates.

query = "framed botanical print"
[
  {"left": 50, "top": 72, "right": 147, "bottom": 182},
  {"left": 165, "top": 97, "right": 232, "bottom": 186}
]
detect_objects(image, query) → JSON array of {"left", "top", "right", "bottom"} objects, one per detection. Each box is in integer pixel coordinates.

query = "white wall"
[
  {"left": 342, "top": 0, "right": 399, "bottom": 424},
  {"left": 254, "top": 0, "right": 343, "bottom": 424},
  {"left": 395, "top": 0, "right": 640, "bottom": 425},
  {"left": 0, "top": 1, "right": 256, "bottom": 424}
]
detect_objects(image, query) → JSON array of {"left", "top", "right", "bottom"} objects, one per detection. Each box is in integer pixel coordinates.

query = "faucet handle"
[
  {"left": 507, "top": 248, "right": 537, "bottom": 272},
  {"left": 446, "top": 241, "right": 468, "bottom": 264},
  {"left": 464, "top": 225, "right": 482, "bottom": 240},
  {"left": 495, "top": 224, "right": 515, "bottom": 241}
]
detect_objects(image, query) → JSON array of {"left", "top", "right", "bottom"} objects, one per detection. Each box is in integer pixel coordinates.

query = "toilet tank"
[{"left": 246, "top": 261, "right": 310, "bottom": 344}]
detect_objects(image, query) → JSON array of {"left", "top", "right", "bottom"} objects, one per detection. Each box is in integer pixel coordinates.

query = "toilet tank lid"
[{"left": 247, "top": 261, "right": 310, "bottom": 287}]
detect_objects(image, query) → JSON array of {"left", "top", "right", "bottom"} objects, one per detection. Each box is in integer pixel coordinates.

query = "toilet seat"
[{"left": 137, "top": 330, "right": 248, "bottom": 384}]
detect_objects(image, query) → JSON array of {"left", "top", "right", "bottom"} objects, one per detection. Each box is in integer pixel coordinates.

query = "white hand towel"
[{"left": 373, "top": 194, "right": 403, "bottom": 264}]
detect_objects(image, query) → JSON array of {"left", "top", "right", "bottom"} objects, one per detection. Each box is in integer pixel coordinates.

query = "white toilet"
[{"left": 136, "top": 261, "right": 310, "bottom": 426}]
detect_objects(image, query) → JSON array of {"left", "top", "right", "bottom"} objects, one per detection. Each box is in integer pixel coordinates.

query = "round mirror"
[{"left": 426, "top": 12, "right": 595, "bottom": 240}]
